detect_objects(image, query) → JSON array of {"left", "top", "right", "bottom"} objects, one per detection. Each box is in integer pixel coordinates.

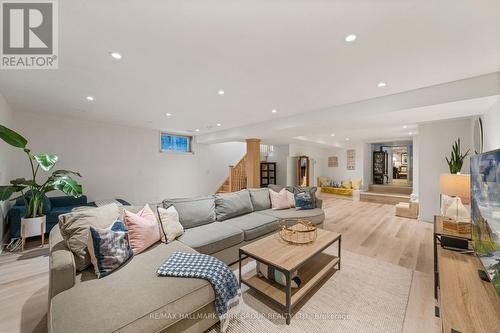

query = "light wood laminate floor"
[{"left": 0, "top": 195, "right": 439, "bottom": 333}]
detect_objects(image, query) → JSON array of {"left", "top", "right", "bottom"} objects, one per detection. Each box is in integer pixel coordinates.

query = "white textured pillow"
[
  {"left": 286, "top": 190, "right": 295, "bottom": 208},
  {"left": 269, "top": 189, "right": 291, "bottom": 210},
  {"left": 158, "top": 206, "right": 184, "bottom": 243}
]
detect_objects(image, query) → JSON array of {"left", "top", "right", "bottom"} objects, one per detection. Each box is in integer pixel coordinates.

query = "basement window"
[{"left": 160, "top": 132, "right": 193, "bottom": 153}]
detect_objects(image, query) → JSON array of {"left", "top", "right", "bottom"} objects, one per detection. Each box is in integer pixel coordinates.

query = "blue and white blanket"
[{"left": 158, "top": 251, "right": 242, "bottom": 332}]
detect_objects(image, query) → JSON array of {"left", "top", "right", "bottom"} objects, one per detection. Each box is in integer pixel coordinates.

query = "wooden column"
[{"left": 245, "top": 138, "right": 261, "bottom": 188}]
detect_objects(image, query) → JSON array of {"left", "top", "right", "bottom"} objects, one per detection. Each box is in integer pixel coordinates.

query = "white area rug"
[{"left": 207, "top": 250, "right": 412, "bottom": 333}]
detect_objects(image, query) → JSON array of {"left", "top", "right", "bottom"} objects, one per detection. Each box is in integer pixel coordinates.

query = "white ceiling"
[{"left": 0, "top": 1, "right": 499, "bottom": 142}]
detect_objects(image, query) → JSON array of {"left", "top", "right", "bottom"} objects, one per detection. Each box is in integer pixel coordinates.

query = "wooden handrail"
[{"left": 217, "top": 154, "right": 247, "bottom": 193}]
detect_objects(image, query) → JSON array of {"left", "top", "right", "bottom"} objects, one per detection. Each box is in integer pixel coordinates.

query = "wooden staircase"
[{"left": 217, "top": 154, "right": 247, "bottom": 193}]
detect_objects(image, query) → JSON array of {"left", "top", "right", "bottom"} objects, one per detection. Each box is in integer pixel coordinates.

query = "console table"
[{"left": 434, "top": 216, "right": 500, "bottom": 333}]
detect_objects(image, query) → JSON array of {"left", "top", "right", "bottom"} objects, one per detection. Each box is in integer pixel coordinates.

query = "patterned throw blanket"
[{"left": 157, "top": 251, "right": 242, "bottom": 332}]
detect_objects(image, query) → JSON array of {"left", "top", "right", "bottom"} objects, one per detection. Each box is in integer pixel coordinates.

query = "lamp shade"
[{"left": 439, "top": 173, "right": 470, "bottom": 204}]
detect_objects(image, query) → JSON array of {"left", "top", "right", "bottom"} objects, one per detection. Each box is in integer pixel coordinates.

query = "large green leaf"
[
  {"left": 10, "top": 178, "right": 37, "bottom": 187},
  {"left": 0, "top": 185, "right": 25, "bottom": 201},
  {"left": 51, "top": 175, "right": 82, "bottom": 197},
  {"left": 52, "top": 169, "right": 82, "bottom": 177},
  {"left": 0, "top": 124, "right": 27, "bottom": 148},
  {"left": 34, "top": 154, "right": 58, "bottom": 171}
]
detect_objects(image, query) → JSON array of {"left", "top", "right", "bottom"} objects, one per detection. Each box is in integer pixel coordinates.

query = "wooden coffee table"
[{"left": 238, "top": 228, "right": 341, "bottom": 324}]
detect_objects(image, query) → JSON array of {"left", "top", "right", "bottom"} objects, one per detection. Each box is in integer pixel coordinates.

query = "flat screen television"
[{"left": 471, "top": 148, "right": 500, "bottom": 295}]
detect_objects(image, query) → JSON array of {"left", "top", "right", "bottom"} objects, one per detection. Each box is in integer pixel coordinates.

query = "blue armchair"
[{"left": 7, "top": 195, "right": 90, "bottom": 239}]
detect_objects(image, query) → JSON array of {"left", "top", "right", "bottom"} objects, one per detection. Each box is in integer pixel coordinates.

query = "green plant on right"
[{"left": 445, "top": 138, "right": 470, "bottom": 174}]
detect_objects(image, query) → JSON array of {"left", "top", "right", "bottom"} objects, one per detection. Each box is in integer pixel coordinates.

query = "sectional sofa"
[{"left": 48, "top": 187, "right": 324, "bottom": 333}]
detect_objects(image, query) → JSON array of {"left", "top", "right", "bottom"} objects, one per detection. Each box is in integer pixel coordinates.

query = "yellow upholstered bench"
[{"left": 321, "top": 187, "right": 353, "bottom": 196}]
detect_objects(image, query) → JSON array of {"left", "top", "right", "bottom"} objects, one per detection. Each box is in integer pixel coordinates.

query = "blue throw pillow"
[
  {"left": 295, "top": 192, "right": 314, "bottom": 210},
  {"left": 87, "top": 218, "right": 133, "bottom": 278}
]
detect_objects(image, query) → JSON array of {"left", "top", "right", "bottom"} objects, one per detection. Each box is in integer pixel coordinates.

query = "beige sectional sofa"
[{"left": 49, "top": 187, "right": 324, "bottom": 333}]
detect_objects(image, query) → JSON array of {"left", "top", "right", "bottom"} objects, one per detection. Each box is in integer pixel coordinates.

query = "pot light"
[
  {"left": 216, "top": 123, "right": 222, "bottom": 127},
  {"left": 86, "top": 96, "right": 94, "bottom": 101},
  {"left": 377, "top": 82, "right": 387, "bottom": 88},
  {"left": 345, "top": 138, "right": 350, "bottom": 141},
  {"left": 330, "top": 133, "right": 335, "bottom": 137},
  {"left": 218, "top": 90, "right": 225, "bottom": 95},
  {"left": 165, "top": 113, "right": 172, "bottom": 117},
  {"left": 345, "top": 34, "right": 357, "bottom": 42},
  {"left": 408, "top": 132, "right": 413, "bottom": 135},
  {"left": 110, "top": 52, "right": 122, "bottom": 60},
  {"left": 195, "top": 129, "right": 200, "bottom": 132},
  {"left": 403, "top": 125, "right": 407, "bottom": 129},
  {"left": 271, "top": 109, "right": 277, "bottom": 114}
]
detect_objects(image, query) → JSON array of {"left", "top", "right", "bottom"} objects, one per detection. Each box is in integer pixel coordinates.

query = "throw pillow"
[
  {"left": 295, "top": 192, "right": 314, "bottom": 210},
  {"left": 351, "top": 179, "right": 362, "bottom": 190},
  {"left": 257, "top": 261, "right": 301, "bottom": 289},
  {"left": 341, "top": 180, "right": 352, "bottom": 189},
  {"left": 157, "top": 206, "right": 184, "bottom": 243},
  {"left": 58, "top": 203, "right": 121, "bottom": 271},
  {"left": 123, "top": 204, "right": 160, "bottom": 254},
  {"left": 269, "top": 189, "right": 290, "bottom": 210},
  {"left": 87, "top": 218, "right": 133, "bottom": 279},
  {"left": 286, "top": 190, "right": 296, "bottom": 208},
  {"left": 293, "top": 186, "right": 318, "bottom": 208}
]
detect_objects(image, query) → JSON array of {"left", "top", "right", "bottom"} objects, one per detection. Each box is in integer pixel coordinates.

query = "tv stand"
[{"left": 434, "top": 216, "right": 500, "bottom": 332}]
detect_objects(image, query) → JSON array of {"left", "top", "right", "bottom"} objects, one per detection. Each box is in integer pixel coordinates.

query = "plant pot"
[{"left": 20, "top": 215, "right": 46, "bottom": 250}]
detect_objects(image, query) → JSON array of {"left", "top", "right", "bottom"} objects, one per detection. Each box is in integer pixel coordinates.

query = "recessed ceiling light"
[
  {"left": 110, "top": 52, "right": 122, "bottom": 60},
  {"left": 195, "top": 129, "right": 200, "bottom": 132},
  {"left": 216, "top": 123, "right": 222, "bottom": 127},
  {"left": 377, "top": 82, "right": 387, "bottom": 88},
  {"left": 408, "top": 132, "right": 413, "bottom": 135},
  {"left": 86, "top": 96, "right": 94, "bottom": 101},
  {"left": 330, "top": 133, "right": 335, "bottom": 137},
  {"left": 403, "top": 125, "right": 408, "bottom": 129},
  {"left": 345, "top": 138, "right": 350, "bottom": 141},
  {"left": 271, "top": 109, "right": 277, "bottom": 114},
  {"left": 165, "top": 113, "right": 172, "bottom": 117},
  {"left": 345, "top": 34, "right": 357, "bottom": 42},
  {"left": 218, "top": 90, "right": 225, "bottom": 95}
]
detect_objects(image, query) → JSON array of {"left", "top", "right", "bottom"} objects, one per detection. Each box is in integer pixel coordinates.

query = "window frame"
[{"left": 159, "top": 132, "right": 194, "bottom": 154}]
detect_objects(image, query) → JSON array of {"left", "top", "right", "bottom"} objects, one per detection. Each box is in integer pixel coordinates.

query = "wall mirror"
[
  {"left": 297, "top": 156, "right": 310, "bottom": 186},
  {"left": 473, "top": 117, "right": 483, "bottom": 154}
]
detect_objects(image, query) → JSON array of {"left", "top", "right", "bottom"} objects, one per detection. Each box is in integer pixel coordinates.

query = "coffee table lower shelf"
[{"left": 240, "top": 252, "right": 339, "bottom": 322}]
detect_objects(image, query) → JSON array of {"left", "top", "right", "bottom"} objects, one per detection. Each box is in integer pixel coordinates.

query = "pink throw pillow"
[
  {"left": 270, "top": 189, "right": 291, "bottom": 210},
  {"left": 124, "top": 204, "right": 160, "bottom": 254}
]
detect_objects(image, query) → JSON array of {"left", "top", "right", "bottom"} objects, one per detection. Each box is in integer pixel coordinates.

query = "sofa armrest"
[
  {"left": 49, "top": 225, "right": 75, "bottom": 300},
  {"left": 7, "top": 205, "right": 25, "bottom": 239}
]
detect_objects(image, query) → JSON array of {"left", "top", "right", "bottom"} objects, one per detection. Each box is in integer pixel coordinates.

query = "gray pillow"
[
  {"left": 268, "top": 184, "right": 295, "bottom": 193},
  {"left": 163, "top": 196, "right": 216, "bottom": 229},
  {"left": 214, "top": 189, "right": 254, "bottom": 221},
  {"left": 293, "top": 186, "right": 318, "bottom": 208},
  {"left": 58, "top": 203, "right": 121, "bottom": 271},
  {"left": 248, "top": 188, "right": 271, "bottom": 211}
]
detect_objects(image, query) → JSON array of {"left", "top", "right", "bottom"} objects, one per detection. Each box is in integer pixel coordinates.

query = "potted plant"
[
  {"left": 445, "top": 138, "right": 470, "bottom": 174},
  {"left": 0, "top": 124, "right": 82, "bottom": 247}
]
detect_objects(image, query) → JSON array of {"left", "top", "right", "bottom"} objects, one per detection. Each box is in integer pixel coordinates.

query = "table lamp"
[{"left": 439, "top": 173, "right": 470, "bottom": 222}]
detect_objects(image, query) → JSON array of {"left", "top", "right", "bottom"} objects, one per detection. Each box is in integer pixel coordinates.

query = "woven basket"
[
  {"left": 279, "top": 219, "right": 317, "bottom": 244},
  {"left": 442, "top": 218, "right": 472, "bottom": 235}
]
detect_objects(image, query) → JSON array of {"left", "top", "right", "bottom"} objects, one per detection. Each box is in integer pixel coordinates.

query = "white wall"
[
  {"left": 0, "top": 94, "right": 15, "bottom": 244},
  {"left": 412, "top": 136, "right": 419, "bottom": 195},
  {"left": 317, "top": 143, "right": 366, "bottom": 187},
  {"left": 11, "top": 111, "right": 246, "bottom": 205},
  {"left": 266, "top": 144, "right": 288, "bottom": 186},
  {"left": 482, "top": 98, "right": 500, "bottom": 152},
  {"left": 417, "top": 117, "right": 473, "bottom": 222}
]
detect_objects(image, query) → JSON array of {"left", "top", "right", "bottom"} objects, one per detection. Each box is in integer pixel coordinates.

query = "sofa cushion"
[
  {"left": 58, "top": 203, "right": 121, "bottom": 271},
  {"left": 124, "top": 205, "right": 161, "bottom": 255},
  {"left": 177, "top": 223, "right": 244, "bottom": 254},
  {"left": 221, "top": 212, "right": 279, "bottom": 241},
  {"left": 214, "top": 189, "right": 254, "bottom": 221},
  {"left": 248, "top": 188, "right": 271, "bottom": 211},
  {"left": 163, "top": 196, "right": 216, "bottom": 229},
  {"left": 87, "top": 219, "right": 133, "bottom": 279},
  {"left": 292, "top": 186, "right": 318, "bottom": 208},
  {"left": 50, "top": 241, "right": 216, "bottom": 333},
  {"left": 257, "top": 208, "right": 325, "bottom": 225}
]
